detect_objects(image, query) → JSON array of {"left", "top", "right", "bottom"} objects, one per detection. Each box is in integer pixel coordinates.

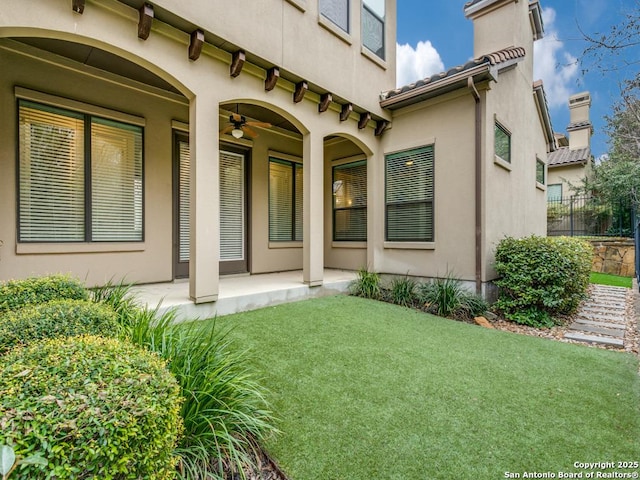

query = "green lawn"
[
  {"left": 217, "top": 296, "right": 640, "bottom": 480},
  {"left": 590, "top": 271, "right": 633, "bottom": 288}
]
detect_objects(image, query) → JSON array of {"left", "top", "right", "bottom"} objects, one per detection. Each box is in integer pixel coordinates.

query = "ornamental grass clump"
[
  {"left": 349, "top": 267, "right": 382, "bottom": 300},
  {"left": 0, "top": 299, "right": 118, "bottom": 354},
  {"left": 387, "top": 275, "right": 418, "bottom": 307},
  {"left": 418, "top": 275, "right": 488, "bottom": 319},
  {"left": 0, "top": 275, "right": 88, "bottom": 314},
  {"left": 494, "top": 235, "right": 592, "bottom": 328},
  {"left": 0, "top": 335, "right": 183, "bottom": 480},
  {"left": 127, "top": 307, "right": 279, "bottom": 480}
]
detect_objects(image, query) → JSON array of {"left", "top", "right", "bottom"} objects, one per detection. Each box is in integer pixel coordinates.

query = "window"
[
  {"left": 333, "top": 160, "right": 367, "bottom": 241},
  {"left": 385, "top": 146, "right": 434, "bottom": 242},
  {"left": 269, "top": 157, "right": 303, "bottom": 241},
  {"left": 536, "top": 158, "right": 545, "bottom": 185},
  {"left": 362, "top": 0, "right": 385, "bottom": 59},
  {"left": 320, "top": 0, "right": 349, "bottom": 32},
  {"left": 18, "top": 100, "right": 143, "bottom": 242},
  {"left": 494, "top": 122, "right": 511, "bottom": 163},
  {"left": 547, "top": 184, "right": 562, "bottom": 202}
]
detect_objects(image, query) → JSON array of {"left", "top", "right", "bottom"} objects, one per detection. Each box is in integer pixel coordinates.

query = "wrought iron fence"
[{"left": 547, "top": 195, "right": 635, "bottom": 237}]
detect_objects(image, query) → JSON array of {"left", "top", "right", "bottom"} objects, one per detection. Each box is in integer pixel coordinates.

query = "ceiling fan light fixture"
[{"left": 231, "top": 127, "right": 244, "bottom": 139}]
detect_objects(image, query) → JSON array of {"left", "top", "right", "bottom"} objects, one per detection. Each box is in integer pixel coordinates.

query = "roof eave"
[
  {"left": 380, "top": 65, "right": 493, "bottom": 110},
  {"left": 529, "top": 1, "right": 545, "bottom": 40},
  {"left": 533, "top": 81, "right": 556, "bottom": 153}
]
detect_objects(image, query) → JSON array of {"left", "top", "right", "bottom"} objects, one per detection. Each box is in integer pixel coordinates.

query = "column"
[
  {"left": 367, "top": 149, "right": 384, "bottom": 271},
  {"left": 303, "top": 132, "right": 324, "bottom": 286},
  {"left": 189, "top": 93, "right": 220, "bottom": 303}
]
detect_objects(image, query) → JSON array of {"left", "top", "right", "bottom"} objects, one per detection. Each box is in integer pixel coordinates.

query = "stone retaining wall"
[{"left": 590, "top": 239, "right": 635, "bottom": 277}]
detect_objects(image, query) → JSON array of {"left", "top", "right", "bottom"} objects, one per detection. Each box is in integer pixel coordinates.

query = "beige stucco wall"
[
  {"left": 547, "top": 163, "right": 589, "bottom": 197},
  {"left": 153, "top": 0, "right": 397, "bottom": 116},
  {"left": 376, "top": 90, "right": 478, "bottom": 281},
  {"left": 0, "top": 46, "right": 188, "bottom": 285},
  {"left": 482, "top": 63, "right": 548, "bottom": 281}
]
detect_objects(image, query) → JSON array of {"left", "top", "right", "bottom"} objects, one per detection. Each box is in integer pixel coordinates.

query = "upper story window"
[
  {"left": 536, "top": 158, "right": 545, "bottom": 185},
  {"left": 362, "top": 0, "right": 385, "bottom": 59},
  {"left": 18, "top": 100, "right": 143, "bottom": 243},
  {"left": 494, "top": 122, "right": 511, "bottom": 164},
  {"left": 320, "top": 0, "right": 349, "bottom": 33}
]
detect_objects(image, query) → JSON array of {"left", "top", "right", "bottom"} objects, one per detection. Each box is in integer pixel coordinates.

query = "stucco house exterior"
[
  {"left": 0, "top": 0, "right": 554, "bottom": 302},
  {"left": 547, "top": 92, "right": 594, "bottom": 200}
]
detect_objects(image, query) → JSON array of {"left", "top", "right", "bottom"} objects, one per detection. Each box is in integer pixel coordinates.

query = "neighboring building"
[
  {"left": 547, "top": 92, "right": 594, "bottom": 200},
  {"left": 0, "top": 0, "right": 554, "bottom": 300}
]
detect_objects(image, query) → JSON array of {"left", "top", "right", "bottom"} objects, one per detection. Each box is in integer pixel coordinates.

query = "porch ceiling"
[{"left": 14, "top": 37, "right": 182, "bottom": 95}]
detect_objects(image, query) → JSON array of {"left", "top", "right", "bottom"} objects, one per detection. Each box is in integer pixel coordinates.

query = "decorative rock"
[{"left": 474, "top": 316, "right": 494, "bottom": 329}]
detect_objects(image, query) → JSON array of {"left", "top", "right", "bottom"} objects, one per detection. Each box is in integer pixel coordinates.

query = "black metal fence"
[{"left": 547, "top": 195, "right": 635, "bottom": 237}]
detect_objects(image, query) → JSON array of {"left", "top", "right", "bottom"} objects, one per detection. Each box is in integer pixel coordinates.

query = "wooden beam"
[
  {"left": 265, "top": 67, "right": 280, "bottom": 91},
  {"left": 358, "top": 112, "right": 371, "bottom": 130},
  {"left": 375, "top": 120, "right": 389, "bottom": 137},
  {"left": 229, "top": 50, "right": 245, "bottom": 77},
  {"left": 138, "top": 3, "right": 154, "bottom": 40},
  {"left": 293, "top": 81, "right": 308, "bottom": 103},
  {"left": 340, "top": 103, "right": 353, "bottom": 122},
  {"left": 72, "top": 0, "right": 85, "bottom": 14},
  {"left": 188, "top": 30, "right": 205, "bottom": 61},
  {"left": 318, "top": 93, "right": 332, "bottom": 113}
]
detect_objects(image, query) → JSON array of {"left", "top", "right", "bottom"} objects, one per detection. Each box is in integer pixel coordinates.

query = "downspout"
[{"left": 467, "top": 76, "right": 482, "bottom": 295}]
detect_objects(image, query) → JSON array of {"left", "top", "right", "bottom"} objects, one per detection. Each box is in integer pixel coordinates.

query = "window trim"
[
  {"left": 536, "top": 157, "right": 546, "bottom": 189},
  {"left": 16, "top": 96, "right": 145, "bottom": 244},
  {"left": 384, "top": 145, "right": 435, "bottom": 244},
  {"left": 332, "top": 159, "right": 367, "bottom": 242},
  {"left": 268, "top": 154, "right": 303, "bottom": 243}
]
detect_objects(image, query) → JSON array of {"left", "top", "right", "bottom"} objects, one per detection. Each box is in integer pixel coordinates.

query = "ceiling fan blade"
[
  {"left": 246, "top": 121, "right": 272, "bottom": 128},
  {"left": 242, "top": 125, "right": 259, "bottom": 138},
  {"left": 230, "top": 112, "right": 243, "bottom": 123},
  {"left": 220, "top": 125, "right": 235, "bottom": 135}
]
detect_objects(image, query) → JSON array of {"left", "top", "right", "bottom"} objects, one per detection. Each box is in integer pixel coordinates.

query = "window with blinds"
[
  {"left": 362, "top": 0, "right": 385, "bottom": 59},
  {"left": 219, "top": 151, "right": 245, "bottom": 261},
  {"left": 385, "top": 146, "right": 434, "bottom": 242},
  {"left": 177, "top": 139, "right": 190, "bottom": 263},
  {"left": 333, "top": 160, "right": 367, "bottom": 241},
  {"left": 18, "top": 100, "right": 143, "bottom": 242},
  {"left": 269, "top": 158, "right": 303, "bottom": 242},
  {"left": 320, "top": 0, "right": 349, "bottom": 32}
]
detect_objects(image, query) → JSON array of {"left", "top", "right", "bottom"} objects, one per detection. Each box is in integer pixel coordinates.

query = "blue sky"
[{"left": 396, "top": 0, "right": 637, "bottom": 158}]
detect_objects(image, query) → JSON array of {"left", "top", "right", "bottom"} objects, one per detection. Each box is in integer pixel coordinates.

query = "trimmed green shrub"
[
  {"left": 0, "top": 275, "right": 88, "bottom": 314},
  {"left": 349, "top": 267, "right": 382, "bottom": 300},
  {"left": 127, "top": 307, "right": 279, "bottom": 480},
  {"left": 0, "top": 335, "right": 183, "bottom": 480},
  {"left": 0, "top": 299, "right": 118, "bottom": 354},
  {"left": 494, "top": 235, "right": 592, "bottom": 327},
  {"left": 387, "top": 275, "right": 417, "bottom": 307},
  {"left": 418, "top": 275, "right": 488, "bottom": 319}
]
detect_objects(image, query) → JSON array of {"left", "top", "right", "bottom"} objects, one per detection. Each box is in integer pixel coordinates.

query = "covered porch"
[{"left": 131, "top": 268, "right": 357, "bottom": 321}]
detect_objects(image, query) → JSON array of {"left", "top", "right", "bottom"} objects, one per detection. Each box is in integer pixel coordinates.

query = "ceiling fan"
[{"left": 220, "top": 112, "right": 271, "bottom": 139}]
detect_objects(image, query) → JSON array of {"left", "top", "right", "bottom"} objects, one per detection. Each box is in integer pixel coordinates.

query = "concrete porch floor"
[{"left": 131, "top": 268, "right": 357, "bottom": 321}]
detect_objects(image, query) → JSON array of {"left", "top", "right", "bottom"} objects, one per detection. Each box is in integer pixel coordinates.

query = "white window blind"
[
  {"left": 178, "top": 139, "right": 190, "bottom": 262},
  {"left": 91, "top": 118, "right": 143, "bottom": 241},
  {"left": 269, "top": 158, "right": 303, "bottom": 241},
  {"left": 333, "top": 160, "right": 367, "bottom": 241},
  {"left": 320, "top": 0, "right": 349, "bottom": 32},
  {"left": 220, "top": 150, "right": 245, "bottom": 261},
  {"left": 18, "top": 100, "right": 143, "bottom": 243},
  {"left": 19, "top": 102, "right": 85, "bottom": 241},
  {"left": 385, "top": 146, "right": 434, "bottom": 242}
]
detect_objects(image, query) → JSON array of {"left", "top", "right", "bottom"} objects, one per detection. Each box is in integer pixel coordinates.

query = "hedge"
[
  {"left": 0, "top": 275, "right": 88, "bottom": 314},
  {"left": 494, "top": 235, "right": 592, "bottom": 327},
  {"left": 0, "top": 299, "right": 118, "bottom": 355},
  {"left": 0, "top": 335, "right": 183, "bottom": 479}
]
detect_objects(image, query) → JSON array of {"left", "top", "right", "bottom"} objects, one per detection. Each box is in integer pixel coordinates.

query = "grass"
[
  {"left": 217, "top": 296, "right": 640, "bottom": 480},
  {"left": 590, "top": 271, "right": 633, "bottom": 288}
]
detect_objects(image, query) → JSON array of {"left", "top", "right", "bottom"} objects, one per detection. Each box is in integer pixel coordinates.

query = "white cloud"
[
  {"left": 533, "top": 7, "right": 579, "bottom": 109},
  {"left": 396, "top": 41, "right": 445, "bottom": 88}
]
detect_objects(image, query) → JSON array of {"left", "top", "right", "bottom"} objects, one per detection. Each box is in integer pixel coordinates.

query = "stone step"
[
  {"left": 564, "top": 331, "right": 624, "bottom": 348},
  {"left": 568, "top": 323, "right": 625, "bottom": 338},
  {"left": 573, "top": 318, "right": 626, "bottom": 330},
  {"left": 575, "top": 312, "right": 626, "bottom": 323}
]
